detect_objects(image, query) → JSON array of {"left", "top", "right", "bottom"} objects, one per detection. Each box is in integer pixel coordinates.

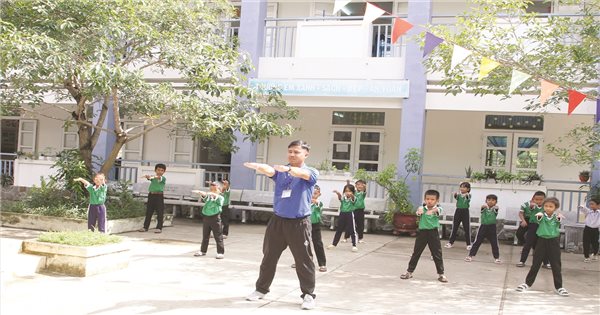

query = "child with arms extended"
[
  {"left": 192, "top": 182, "right": 225, "bottom": 259},
  {"left": 328, "top": 183, "right": 358, "bottom": 252},
  {"left": 74, "top": 173, "right": 107, "bottom": 233},
  {"left": 445, "top": 182, "right": 472, "bottom": 250},
  {"left": 401, "top": 189, "right": 448, "bottom": 283},
  {"left": 465, "top": 194, "right": 501, "bottom": 263},
  {"left": 517, "top": 191, "right": 549, "bottom": 267},
  {"left": 344, "top": 180, "right": 367, "bottom": 243}
]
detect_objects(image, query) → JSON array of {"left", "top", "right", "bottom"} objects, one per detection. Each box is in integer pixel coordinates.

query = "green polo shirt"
[
  {"left": 354, "top": 191, "right": 366, "bottom": 209},
  {"left": 86, "top": 184, "right": 107, "bottom": 205},
  {"left": 222, "top": 189, "right": 231, "bottom": 206},
  {"left": 480, "top": 206, "right": 498, "bottom": 225},
  {"left": 340, "top": 196, "right": 356, "bottom": 213},
  {"left": 148, "top": 176, "right": 166, "bottom": 193},
  {"left": 418, "top": 206, "right": 442, "bottom": 230},
  {"left": 455, "top": 193, "right": 471, "bottom": 209},
  {"left": 521, "top": 202, "right": 544, "bottom": 223},
  {"left": 536, "top": 213, "right": 561, "bottom": 239},
  {"left": 310, "top": 201, "right": 323, "bottom": 224},
  {"left": 201, "top": 195, "right": 224, "bottom": 216}
]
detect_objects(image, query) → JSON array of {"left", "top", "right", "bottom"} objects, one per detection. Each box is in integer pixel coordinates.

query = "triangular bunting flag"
[
  {"left": 508, "top": 69, "right": 532, "bottom": 94},
  {"left": 477, "top": 57, "right": 501, "bottom": 81},
  {"left": 391, "top": 18, "right": 413, "bottom": 44},
  {"left": 423, "top": 32, "right": 444, "bottom": 57},
  {"left": 450, "top": 45, "right": 472, "bottom": 70},
  {"left": 362, "top": 2, "right": 387, "bottom": 27},
  {"left": 540, "top": 79, "right": 560, "bottom": 105},
  {"left": 332, "top": 0, "right": 352, "bottom": 15},
  {"left": 567, "top": 90, "right": 587, "bottom": 115}
]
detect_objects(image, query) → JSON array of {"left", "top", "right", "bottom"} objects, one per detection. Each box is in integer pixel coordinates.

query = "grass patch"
[{"left": 37, "top": 231, "right": 122, "bottom": 247}]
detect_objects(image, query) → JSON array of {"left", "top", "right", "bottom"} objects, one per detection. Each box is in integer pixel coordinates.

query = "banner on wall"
[{"left": 249, "top": 79, "right": 410, "bottom": 98}]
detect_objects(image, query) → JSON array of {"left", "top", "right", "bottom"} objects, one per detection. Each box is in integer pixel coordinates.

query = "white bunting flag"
[
  {"left": 332, "top": 0, "right": 352, "bottom": 15},
  {"left": 450, "top": 45, "right": 472, "bottom": 70},
  {"left": 362, "top": 2, "right": 387, "bottom": 27},
  {"left": 508, "top": 69, "right": 532, "bottom": 94}
]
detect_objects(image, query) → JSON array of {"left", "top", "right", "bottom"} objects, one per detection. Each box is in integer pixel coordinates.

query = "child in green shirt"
[
  {"left": 74, "top": 173, "right": 107, "bottom": 233},
  {"left": 310, "top": 185, "right": 327, "bottom": 272},
  {"left": 344, "top": 180, "right": 367, "bottom": 243},
  {"left": 516, "top": 197, "right": 569, "bottom": 297},
  {"left": 192, "top": 182, "right": 225, "bottom": 259},
  {"left": 445, "top": 182, "right": 472, "bottom": 249},
  {"left": 328, "top": 183, "right": 358, "bottom": 252},
  {"left": 221, "top": 179, "right": 231, "bottom": 238},
  {"left": 401, "top": 189, "right": 448, "bottom": 283},
  {"left": 139, "top": 163, "right": 166, "bottom": 233},
  {"left": 465, "top": 194, "right": 501, "bottom": 263}
]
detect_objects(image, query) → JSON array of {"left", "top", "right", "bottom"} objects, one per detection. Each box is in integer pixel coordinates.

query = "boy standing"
[
  {"left": 139, "top": 163, "right": 166, "bottom": 233},
  {"left": 516, "top": 197, "right": 569, "bottom": 296},
  {"left": 400, "top": 189, "right": 448, "bottom": 283},
  {"left": 579, "top": 197, "right": 600, "bottom": 262},
  {"left": 345, "top": 180, "right": 367, "bottom": 243},
  {"left": 74, "top": 173, "right": 108, "bottom": 233},
  {"left": 192, "top": 182, "right": 225, "bottom": 259},
  {"left": 517, "top": 191, "right": 548, "bottom": 267},
  {"left": 221, "top": 179, "right": 231, "bottom": 239},
  {"left": 465, "top": 194, "right": 501, "bottom": 263},
  {"left": 310, "top": 185, "right": 327, "bottom": 272}
]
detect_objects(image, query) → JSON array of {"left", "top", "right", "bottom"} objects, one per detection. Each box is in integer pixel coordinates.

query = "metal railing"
[
  {"left": 1, "top": 153, "right": 16, "bottom": 179},
  {"left": 112, "top": 160, "right": 231, "bottom": 187}
]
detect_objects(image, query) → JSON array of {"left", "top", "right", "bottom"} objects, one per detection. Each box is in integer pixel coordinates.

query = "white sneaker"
[
  {"left": 246, "top": 291, "right": 266, "bottom": 301},
  {"left": 223, "top": 235, "right": 228, "bottom": 239},
  {"left": 342, "top": 238, "right": 348, "bottom": 243},
  {"left": 444, "top": 243, "right": 453, "bottom": 249},
  {"left": 301, "top": 295, "right": 316, "bottom": 310},
  {"left": 216, "top": 254, "right": 224, "bottom": 259},
  {"left": 351, "top": 246, "right": 358, "bottom": 252},
  {"left": 592, "top": 254, "right": 599, "bottom": 261},
  {"left": 466, "top": 245, "right": 472, "bottom": 251},
  {"left": 327, "top": 244, "right": 335, "bottom": 250}
]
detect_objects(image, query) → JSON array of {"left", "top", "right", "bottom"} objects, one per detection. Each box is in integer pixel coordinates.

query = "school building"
[{"left": 1, "top": 0, "right": 596, "bottom": 211}]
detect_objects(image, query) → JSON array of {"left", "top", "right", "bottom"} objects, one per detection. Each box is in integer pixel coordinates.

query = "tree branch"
[
  {"left": 90, "top": 96, "right": 110, "bottom": 149},
  {"left": 126, "top": 119, "right": 172, "bottom": 143},
  {"left": 112, "top": 88, "right": 123, "bottom": 135}
]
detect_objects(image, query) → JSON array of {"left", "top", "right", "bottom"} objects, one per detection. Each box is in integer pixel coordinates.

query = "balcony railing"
[{"left": 1, "top": 153, "right": 16, "bottom": 179}]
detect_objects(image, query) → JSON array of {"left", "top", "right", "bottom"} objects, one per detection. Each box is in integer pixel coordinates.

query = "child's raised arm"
[
  {"left": 74, "top": 177, "right": 91, "bottom": 186},
  {"left": 333, "top": 190, "right": 342, "bottom": 200}
]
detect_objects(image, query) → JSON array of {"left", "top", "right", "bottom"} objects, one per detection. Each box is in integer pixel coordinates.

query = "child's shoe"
[
  {"left": 193, "top": 252, "right": 206, "bottom": 257},
  {"left": 351, "top": 246, "right": 358, "bottom": 252},
  {"left": 437, "top": 274, "right": 448, "bottom": 283},
  {"left": 464, "top": 256, "right": 473, "bottom": 262},
  {"left": 342, "top": 238, "right": 348, "bottom": 243},
  {"left": 516, "top": 262, "right": 525, "bottom": 267},
  {"left": 555, "top": 288, "right": 569, "bottom": 297},
  {"left": 327, "top": 244, "right": 336, "bottom": 250},
  {"left": 400, "top": 272, "right": 412, "bottom": 280},
  {"left": 592, "top": 254, "right": 599, "bottom": 261},
  {"left": 246, "top": 291, "right": 266, "bottom": 301},
  {"left": 291, "top": 264, "right": 296, "bottom": 268},
  {"left": 223, "top": 235, "right": 228, "bottom": 239},
  {"left": 444, "top": 243, "right": 453, "bottom": 249},
  {"left": 516, "top": 283, "right": 529, "bottom": 292},
  {"left": 584, "top": 258, "right": 591, "bottom": 263},
  {"left": 318, "top": 266, "right": 327, "bottom": 272},
  {"left": 494, "top": 258, "right": 502, "bottom": 264},
  {"left": 543, "top": 263, "right": 552, "bottom": 269},
  {"left": 466, "top": 245, "right": 472, "bottom": 251},
  {"left": 215, "top": 253, "right": 224, "bottom": 259}
]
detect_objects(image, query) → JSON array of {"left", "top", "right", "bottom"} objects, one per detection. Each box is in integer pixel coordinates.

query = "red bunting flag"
[
  {"left": 391, "top": 18, "right": 413, "bottom": 44},
  {"left": 567, "top": 90, "right": 587, "bottom": 115}
]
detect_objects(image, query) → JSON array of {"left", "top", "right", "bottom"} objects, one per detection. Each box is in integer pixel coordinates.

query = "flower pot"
[{"left": 392, "top": 212, "right": 418, "bottom": 236}]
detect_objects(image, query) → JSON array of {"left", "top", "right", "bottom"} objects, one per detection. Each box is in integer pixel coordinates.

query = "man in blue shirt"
[{"left": 244, "top": 140, "right": 319, "bottom": 310}]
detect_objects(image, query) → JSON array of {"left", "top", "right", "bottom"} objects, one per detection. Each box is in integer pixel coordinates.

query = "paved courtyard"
[{"left": 1, "top": 218, "right": 599, "bottom": 315}]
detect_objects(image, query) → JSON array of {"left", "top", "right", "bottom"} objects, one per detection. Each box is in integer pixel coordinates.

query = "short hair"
[
  {"left": 424, "top": 189, "right": 440, "bottom": 200},
  {"left": 533, "top": 190, "right": 546, "bottom": 198},
  {"left": 543, "top": 197, "right": 560, "bottom": 209},
  {"left": 460, "top": 182, "right": 471, "bottom": 192},
  {"left": 209, "top": 181, "right": 222, "bottom": 189},
  {"left": 288, "top": 140, "right": 310, "bottom": 152},
  {"left": 314, "top": 185, "right": 320, "bottom": 190},
  {"left": 589, "top": 196, "right": 600, "bottom": 205},
  {"left": 155, "top": 163, "right": 167, "bottom": 171},
  {"left": 343, "top": 184, "right": 356, "bottom": 194},
  {"left": 94, "top": 172, "right": 105, "bottom": 179},
  {"left": 355, "top": 179, "right": 366, "bottom": 185},
  {"left": 486, "top": 194, "right": 498, "bottom": 201}
]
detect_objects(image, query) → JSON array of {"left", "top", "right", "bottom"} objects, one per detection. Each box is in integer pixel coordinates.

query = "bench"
[
  {"left": 229, "top": 190, "right": 275, "bottom": 223},
  {"left": 438, "top": 203, "right": 481, "bottom": 240},
  {"left": 497, "top": 207, "right": 521, "bottom": 245},
  {"left": 132, "top": 183, "right": 198, "bottom": 220},
  {"left": 322, "top": 197, "right": 387, "bottom": 233}
]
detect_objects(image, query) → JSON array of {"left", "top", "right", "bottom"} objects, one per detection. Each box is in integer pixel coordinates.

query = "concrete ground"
[{"left": 1, "top": 218, "right": 599, "bottom": 315}]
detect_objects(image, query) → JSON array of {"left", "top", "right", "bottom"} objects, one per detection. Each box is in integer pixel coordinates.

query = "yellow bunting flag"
[
  {"left": 477, "top": 57, "right": 501, "bottom": 81},
  {"left": 539, "top": 79, "right": 560, "bottom": 105}
]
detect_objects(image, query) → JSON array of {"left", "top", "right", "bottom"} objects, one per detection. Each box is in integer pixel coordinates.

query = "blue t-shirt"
[{"left": 271, "top": 164, "right": 319, "bottom": 219}]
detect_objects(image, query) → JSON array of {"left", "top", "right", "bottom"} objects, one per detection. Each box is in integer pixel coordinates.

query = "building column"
[
  {"left": 229, "top": 0, "right": 267, "bottom": 189},
  {"left": 91, "top": 100, "right": 116, "bottom": 176},
  {"left": 398, "top": 0, "right": 432, "bottom": 207},
  {"left": 592, "top": 70, "right": 599, "bottom": 191}
]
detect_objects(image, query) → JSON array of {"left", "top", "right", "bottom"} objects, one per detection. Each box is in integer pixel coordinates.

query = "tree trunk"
[
  {"left": 78, "top": 122, "right": 94, "bottom": 177},
  {"left": 99, "top": 135, "right": 127, "bottom": 177}
]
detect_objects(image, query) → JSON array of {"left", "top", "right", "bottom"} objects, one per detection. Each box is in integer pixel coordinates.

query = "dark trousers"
[
  {"left": 221, "top": 205, "right": 230, "bottom": 236},
  {"left": 345, "top": 208, "right": 365, "bottom": 240},
  {"left": 525, "top": 237, "right": 563, "bottom": 289},
  {"left": 143, "top": 194, "right": 164, "bottom": 230},
  {"left": 468, "top": 224, "right": 499, "bottom": 259},
  {"left": 255, "top": 215, "right": 315, "bottom": 299},
  {"left": 583, "top": 226, "right": 600, "bottom": 258},
  {"left": 312, "top": 223, "right": 326, "bottom": 267},
  {"left": 333, "top": 212, "right": 357, "bottom": 246},
  {"left": 407, "top": 229, "right": 444, "bottom": 274},
  {"left": 201, "top": 214, "right": 224, "bottom": 254},
  {"left": 516, "top": 223, "right": 529, "bottom": 245},
  {"left": 520, "top": 223, "right": 548, "bottom": 264},
  {"left": 88, "top": 204, "right": 107, "bottom": 233},
  {"left": 448, "top": 208, "right": 471, "bottom": 245}
]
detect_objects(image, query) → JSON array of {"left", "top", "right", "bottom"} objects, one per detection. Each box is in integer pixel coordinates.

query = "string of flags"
[{"left": 332, "top": 0, "right": 597, "bottom": 117}]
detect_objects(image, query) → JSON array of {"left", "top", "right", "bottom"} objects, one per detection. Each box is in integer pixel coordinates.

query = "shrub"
[
  {"left": 37, "top": 230, "right": 122, "bottom": 246},
  {"left": 105, "top": 181, "right": 145, "bottom": 219}
]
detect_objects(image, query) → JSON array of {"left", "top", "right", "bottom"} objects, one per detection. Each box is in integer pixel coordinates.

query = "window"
[
  {"left": 483, "top": 133, "right": 541, "bottom": 174},
  {"left": 171, "top": 126, "right": 193, "bottom": 163},
  {"left": 121, "top": 122, "right": 144, "bottom": 160},
  {"left": 331, "top": 128, "right": 384, "bottom": 172},
  {"left": 18, "top": 120, "right": 37, "bottom": 153},
  {"left": 526, "top": 0, "right": 553, "bottom": 13},
  {"left": 62, "top": 125, "right": 79, "bottom": 150},
  {"left": 332, "top": 111, "right": 385, "bottom": 126}
]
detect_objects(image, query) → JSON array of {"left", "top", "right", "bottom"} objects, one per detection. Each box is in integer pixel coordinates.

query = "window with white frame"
[
  {"left": 483, "top": 133, "right": 542, "bottom": 174},
  {"left": 122, "top": 122, "right": 144, "bottom": 160},
  {"left": 171, "top": 126, "right": 193, "bottom": 163},
  {"left": 62, "top": 125, "right": 78, "bottom": 150},
  {"left": 18, "top": 120, "right": 37, "bottom": 153}
]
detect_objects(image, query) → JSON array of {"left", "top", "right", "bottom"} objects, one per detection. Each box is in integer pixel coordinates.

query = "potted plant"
[
  {"left": 315, "top": 159, "right": 337, "bottom": 176},
  {"left": 464, "top": 165, "right": 472, "bottom": 179},
  {"left": 355, "top": 148, "right": 422, "bottom": 236},
  {"left": 470, "top": 171, "right": 486, "bottom": 182},
  {"left": 496, "top": 170, "right": 516, "bottom": 184},
  {"left": 579, "top": 171, "right": 590, "bottom": 183},
  {"left": 484, "top": 169, "right": 497, "bottom": 183}
]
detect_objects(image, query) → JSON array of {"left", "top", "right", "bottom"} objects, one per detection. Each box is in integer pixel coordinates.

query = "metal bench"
[
  {"left": 322, "top": 196, "right": 386, "bottom": 232},
  {"left": 229, "top": 190, "right": 275, "bottom": 223},
  {"left": 438, "top": 203, "right": 480, "bottom": 240}
]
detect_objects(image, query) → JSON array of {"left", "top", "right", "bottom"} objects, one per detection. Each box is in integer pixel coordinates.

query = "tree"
[
  {"left": 0, "top": 0, "right": 297, "bottom": 175},
  {"left": 423, "top": 0, "right": 599, "bottom": 111}
]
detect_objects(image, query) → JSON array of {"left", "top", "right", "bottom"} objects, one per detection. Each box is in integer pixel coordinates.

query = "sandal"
[
  {"left": 400, "top": 272, "right": 412, "bottom": 280},
  {"left": 438, "top": 275, "right": 448, "bottom": 283},
  {"left": 464, "top": 256, "right": 472, "bottom": 262},
  {"left": 516, "top": 283, "right": 529, "bottom": 292},
  {"left": 556, "top": 288, "right": 569, "bottom": 297}
]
